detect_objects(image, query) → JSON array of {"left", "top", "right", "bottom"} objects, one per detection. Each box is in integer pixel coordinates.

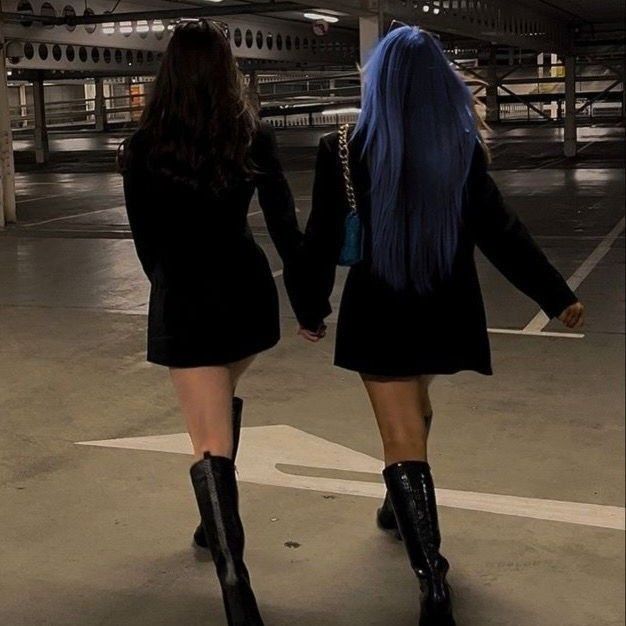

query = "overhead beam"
[
  {"left": 379, "top": 0, "right": 572, "bottom": 53},
  {"left": 3, "top": 11, "right": 358, "bottom": 67},
  {"left": 0, "top": 2, "right": 315, "bottom": 26}
]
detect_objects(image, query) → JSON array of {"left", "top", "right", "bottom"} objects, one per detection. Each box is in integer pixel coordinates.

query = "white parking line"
[
  {"left": 249, "top": 206, "right": 303, "bottom": 217},
  {"left": 523, "top": 215, "right": 626, "bottom": 334},
  {"left": 23, "top": 206, "right": 125, "bottom": 227},
  {"left": 17, "top": 193, "right": 76, "bottom": 206},
  {"left": 488, "top": 328, "right": 585, "bottom": 339}
]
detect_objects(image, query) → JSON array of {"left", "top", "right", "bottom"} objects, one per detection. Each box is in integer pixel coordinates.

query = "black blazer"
[
  {"left": 122, "top": 123, "right": 303, "bottom": 368},
  {"left": 290, "top": 131, "right": 578, "bottom": 377}
]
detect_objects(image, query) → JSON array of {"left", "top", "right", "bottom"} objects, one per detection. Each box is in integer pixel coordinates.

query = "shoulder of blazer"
[
  {"left": 253, "top": 122, "right": 278, "bottom": 149},
  {"left": 320, "top": 130, "right": 340, "bottom": 152},
  {"left": 119, "top": 129, "right": 149, "bottom": 177}
]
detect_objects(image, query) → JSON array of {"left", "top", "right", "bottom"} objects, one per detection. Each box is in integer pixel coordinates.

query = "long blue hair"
[{"left": 354, "top": 26, "right": 478, "bottom": 292}]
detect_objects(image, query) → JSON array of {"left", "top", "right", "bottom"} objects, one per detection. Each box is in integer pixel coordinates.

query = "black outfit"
[
  {"left": 122, "top": 123, "right": 301, "bottom": 368},
  {"left": 293, "top": 131, "right": 578, "bottom": 377}
]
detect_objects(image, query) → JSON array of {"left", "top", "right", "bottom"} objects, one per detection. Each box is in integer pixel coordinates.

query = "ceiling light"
[
  {"left": 423, "top": 5, "right": 430, "bottom": 12},
  {"left": 102, "top": 22, "right": 115, "bottom": 34},
  {"left": 303, "top": 12, "right": 339, "bottom": 23},
  {"left": 136, "top": 20, "right": 150, "bottom": 33},
  {"left": 120, "top": 21, "right": 133, "bottom": 34}
]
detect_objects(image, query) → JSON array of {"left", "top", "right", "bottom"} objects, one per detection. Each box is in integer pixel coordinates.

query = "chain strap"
[{"left": 338, "top": 124, "right": 358, "bottom": 216}]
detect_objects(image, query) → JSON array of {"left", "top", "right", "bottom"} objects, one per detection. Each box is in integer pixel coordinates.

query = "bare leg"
[
  {"left": 362, "top": 375, "right": 434, "bottom": 466},
  {"left": 170, "top": 356, "right": 255, "bottom": 459},
  {"left": 420, "top": 375, "right": 435, "bottom": 434},
  {"left": 365, "top": 375, "right": 455, "bottom": 623}
]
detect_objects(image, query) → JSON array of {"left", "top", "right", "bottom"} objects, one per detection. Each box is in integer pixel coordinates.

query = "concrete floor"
[{"left": 0, "top": 127, "right": 624, "bottom": 626}]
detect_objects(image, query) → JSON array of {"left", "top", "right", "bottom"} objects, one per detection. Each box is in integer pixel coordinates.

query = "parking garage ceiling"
[
  {"left": 528, "top": 0, "right": 626, "bottom": 24},
  {"left": 1, "top": 0, "right": 624, "bottom": 77}
]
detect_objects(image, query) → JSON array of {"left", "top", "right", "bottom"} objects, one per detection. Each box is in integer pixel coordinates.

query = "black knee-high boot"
[
  {"left": 383, "top": 461, "right": 455, "bottom": 626},
  {"left": 190, "top": 453, "right": 264, "bottom": 626},
  {"left": 194, "top": 397, "right": 244, "bottom": 549},
  {"left": 377, "top": 414, "right": 433, "bottom": 537}
]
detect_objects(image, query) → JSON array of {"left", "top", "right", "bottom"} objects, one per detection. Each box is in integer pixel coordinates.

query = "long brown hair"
[{"left": 125, "top": 19, "right": 259, "bottom": 191}]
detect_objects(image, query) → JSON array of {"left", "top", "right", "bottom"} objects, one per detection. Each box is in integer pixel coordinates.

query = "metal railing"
[
  {"left": 7, "top": 66, "right": 625, "bottom": 132},
  {"left": 9, "top": 92, "right": 148, "bottom": 131}
]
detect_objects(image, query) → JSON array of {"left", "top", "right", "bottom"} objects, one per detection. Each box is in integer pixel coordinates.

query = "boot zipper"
[{"left": 202, "top": 458, "right": 239, "bottom": 586}]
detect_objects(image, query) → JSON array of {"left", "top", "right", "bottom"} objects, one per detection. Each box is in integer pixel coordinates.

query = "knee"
[{"left": 379, "top": 421, "right": 428, "bottom": 450}]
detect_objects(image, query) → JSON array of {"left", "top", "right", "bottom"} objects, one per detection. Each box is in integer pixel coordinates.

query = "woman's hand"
[
  {"left": 298, "top": 324, "right": 327, "bottom": 343},
  {"left": 558, "top": 302, "right": 585, "bottom": 329}
]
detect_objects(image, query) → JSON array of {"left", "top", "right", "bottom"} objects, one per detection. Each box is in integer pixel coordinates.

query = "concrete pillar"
[
  {"left": 19, "top": 84, "right": 28, "bottom": 128},
  {"left": 0, "top": 24, "right": 17, "bottom": 226},
  {"left": 564, "top": 55, "right": 577, "bottom": 158},
  {"left": 32, "top": 77, "right": 49, "bottom": 164},
  {"left": 94, "top": 78, "right": 106, "bottom": 132},
  {"left": 486, "top": 46, "right": 499, "bottom": 123},
  {"left": 359, "top": 15, "right": 381, "bottom": 67}
]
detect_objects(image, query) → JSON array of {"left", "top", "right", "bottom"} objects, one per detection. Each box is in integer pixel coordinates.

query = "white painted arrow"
[{"left": 77, "top": 426, "right": 625, "bottom": 531}]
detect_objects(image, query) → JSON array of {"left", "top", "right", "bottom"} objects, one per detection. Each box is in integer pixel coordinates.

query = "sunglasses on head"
[
  {"left": 173, "top": 18, "right": 230, "bottom": 40},
  {"left": 386, "top": 19, "right": 441, "bottom": 39}
]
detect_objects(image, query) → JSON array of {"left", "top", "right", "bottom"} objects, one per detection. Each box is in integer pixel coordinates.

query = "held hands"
[
  {"left": 298, "top": 324, "right": 327, "bottom": 343},
  {"left": 558, "top": 302, "right": 585, "bottom": 330}
]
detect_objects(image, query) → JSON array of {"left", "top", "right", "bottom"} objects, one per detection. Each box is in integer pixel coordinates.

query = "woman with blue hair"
[{"left": 293, "top": 26, "right": 584, "bottom": 625}]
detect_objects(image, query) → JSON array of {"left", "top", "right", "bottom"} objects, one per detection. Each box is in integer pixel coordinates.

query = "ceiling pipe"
[{"left": 0, "top": 2, "right": 314, "bottom": 26}]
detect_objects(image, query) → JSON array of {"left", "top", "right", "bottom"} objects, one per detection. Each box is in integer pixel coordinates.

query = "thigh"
[{"left": 170, "top": 366, "right": 233, "bottom": 419}]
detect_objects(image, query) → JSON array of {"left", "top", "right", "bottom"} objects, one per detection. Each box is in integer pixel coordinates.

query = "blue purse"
[{"left": 337, "top": 124, "right": 364, "bottom": 267}]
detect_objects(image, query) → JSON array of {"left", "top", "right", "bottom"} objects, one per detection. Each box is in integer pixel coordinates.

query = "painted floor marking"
[
  {"left": 22, "top": 206, "right": 126, "bottom": 228},
  {"left": 522, "top": 215, "right": 625, "bottom": 335},
  {"left": 17, "top": 192, "right": 80, "bottom": 207},
  {"left": 488, "top": 328, "right": 585, "bottom": 339},
  {"left": 77, "top": 425, "right": 625, "bottom": 531}
]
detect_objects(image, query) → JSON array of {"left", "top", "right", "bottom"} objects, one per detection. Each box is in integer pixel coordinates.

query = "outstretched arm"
[
  {"left": 466, "top": 144, "right": 583, "bottom": 326},
  {"left": 294, "top": 134, "right": 347, "bottom": 334}
]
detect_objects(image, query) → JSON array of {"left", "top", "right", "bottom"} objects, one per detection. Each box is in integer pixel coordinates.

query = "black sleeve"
[
  {"left": 293, "top": 135, "right": 346, "bottom": 331},
  {"left": 253, "top": 125, "right": 302, "bottom": 264},
  {"left": 122, "top": 140, "right": 159, "bottom": 280},
  {"left": 466, "top": 145, "right": 578, "bottom": 319}
]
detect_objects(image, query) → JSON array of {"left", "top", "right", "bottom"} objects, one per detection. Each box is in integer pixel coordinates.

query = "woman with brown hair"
[{"left": 119, "top": 19, "right": 301, "bottom": 625}]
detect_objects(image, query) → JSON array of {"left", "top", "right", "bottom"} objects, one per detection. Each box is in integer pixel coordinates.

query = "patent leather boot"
[
  {"left": 194, "top": 397, "right": 244, "bottom": 550},
  {"left": 383, "top": 461, "right": 456, "bottom": 626},
  {"left": 376, "top": 492, "right": 401, "bottom": 539},
  {"left": 377, "top": 414, "right": 433, "bottom": 539},
  {"left": 190, "top": 453, "right": 264, "bottom": 626}
]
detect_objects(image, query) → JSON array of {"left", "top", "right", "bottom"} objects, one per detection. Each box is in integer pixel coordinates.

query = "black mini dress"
[
  {"left": 291, "top": 131, "right": 578, "bottom": 378},
  {"left": 122, "top": 124, "right": 302, "bottom": 368}
]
